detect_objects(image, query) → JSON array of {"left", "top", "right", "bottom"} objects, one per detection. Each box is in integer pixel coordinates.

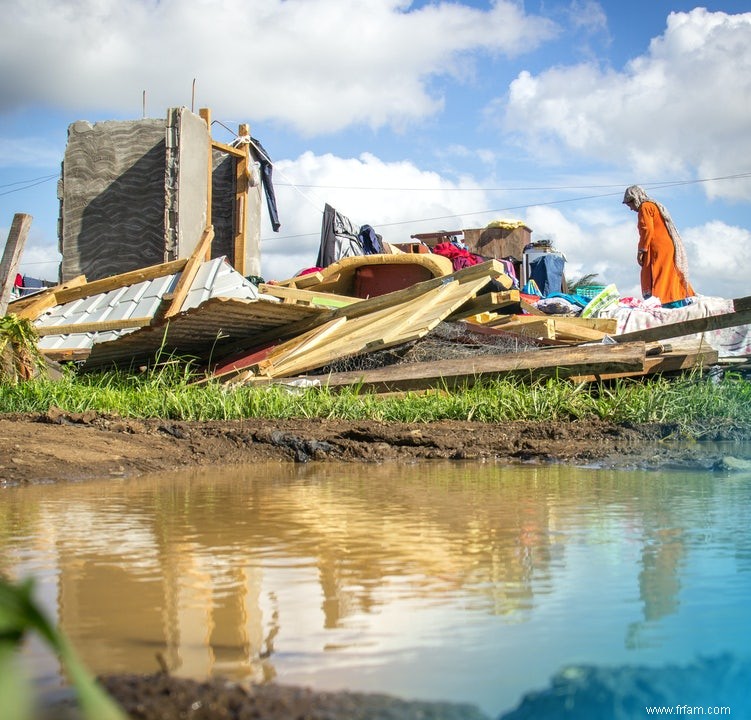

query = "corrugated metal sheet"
[
  {"left": 81, "top": 297, "right": 325, "bottom": 369},
  {"left": 34, "top": 257, "right": 324, "bottom": 368}
]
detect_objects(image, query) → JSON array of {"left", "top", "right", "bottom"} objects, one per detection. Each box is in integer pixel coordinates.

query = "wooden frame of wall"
[{"left": 200, "top": 108, "right": 252, "bottom": 277}]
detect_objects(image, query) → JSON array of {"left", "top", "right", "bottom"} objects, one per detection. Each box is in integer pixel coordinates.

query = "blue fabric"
[
  {"left": 358, "top": 224, "right": 384, "bottom": 254},
  {"left": 528, "top": 253, "right": 565, "bottom": 297},
  {"left": 547, "top": 292, "right": 589, "bottom": 309},
  {"left": 662, "top": 298, "right": 692, "bottom": 309},
  {"left": 251, "top": 137, "right": 281, "bottom": 232}
]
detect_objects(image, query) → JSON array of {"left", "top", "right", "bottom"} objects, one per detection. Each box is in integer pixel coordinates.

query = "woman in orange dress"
[{"left": 622, "top": 185, "right": 695, "bottom": 308}]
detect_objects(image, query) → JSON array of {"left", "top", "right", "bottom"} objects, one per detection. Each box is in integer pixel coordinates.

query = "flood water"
[{"left": 2, "top": 459, "right": 751, "bottom": 717}]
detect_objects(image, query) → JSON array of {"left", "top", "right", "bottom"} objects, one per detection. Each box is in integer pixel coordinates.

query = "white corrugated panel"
[{"left": 36, "top": 257, "right": 258, "bottom": 351}]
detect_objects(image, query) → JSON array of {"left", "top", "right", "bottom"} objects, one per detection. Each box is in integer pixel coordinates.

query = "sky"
[{"left": 2, "top": 0, "right": 751, "bottom": 300}]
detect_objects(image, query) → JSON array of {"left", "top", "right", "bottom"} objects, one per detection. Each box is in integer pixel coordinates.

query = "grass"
[{"left": 1, "top": 359, "right": 751, "bottom": 438}]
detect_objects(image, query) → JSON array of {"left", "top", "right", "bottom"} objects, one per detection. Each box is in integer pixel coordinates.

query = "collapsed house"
[{"left": 5, "top": 107, "right": 751, "bottom": 389}]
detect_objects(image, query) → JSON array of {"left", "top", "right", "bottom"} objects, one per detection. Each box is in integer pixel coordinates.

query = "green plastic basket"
[{"left": 576, "top": 284, "right": 607, "bottom": 299}]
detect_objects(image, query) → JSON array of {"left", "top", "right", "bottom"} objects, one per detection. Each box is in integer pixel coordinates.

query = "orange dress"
[{"left": 637, "top": 201, "right": 694, "bottom": 304}]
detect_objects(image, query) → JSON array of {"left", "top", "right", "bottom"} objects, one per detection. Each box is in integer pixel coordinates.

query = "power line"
[
  {"left": 0, "top": 174, "right": 58, "bottom": 197},
  {"left": 273, "top": 171, "right": 751, "bottom": 194},
  {"left": 261, "top": 171, "right": 751, "bottom": 243}
]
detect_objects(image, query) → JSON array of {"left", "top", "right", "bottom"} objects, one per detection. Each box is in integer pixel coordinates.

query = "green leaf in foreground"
[{"left": 0, "top": 575, "right": 127, "bottom": 720}]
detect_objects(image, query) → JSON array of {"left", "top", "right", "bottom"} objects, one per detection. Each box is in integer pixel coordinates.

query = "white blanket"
[{"left": 594, "top": 296, "right": 751, "bottom": 357}]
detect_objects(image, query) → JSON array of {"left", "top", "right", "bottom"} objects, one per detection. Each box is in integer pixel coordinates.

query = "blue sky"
[{"left": 2, "top": 0, "right": 751, "bottom": 299}]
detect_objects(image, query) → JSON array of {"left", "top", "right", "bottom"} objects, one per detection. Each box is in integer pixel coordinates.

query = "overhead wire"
[
  {"left": 0, "top": 174, "right": 58, "bottom": 197},
  {"left": 262, "top": 170, "right": 751, "bottom": 242}
]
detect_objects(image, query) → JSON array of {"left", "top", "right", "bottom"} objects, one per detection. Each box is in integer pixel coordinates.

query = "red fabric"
[{"left": 432, "top": 242, "right": 483, "bottom": 270}]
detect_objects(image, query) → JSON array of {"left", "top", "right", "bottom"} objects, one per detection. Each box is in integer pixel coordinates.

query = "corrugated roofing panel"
[
  {"left": 79, "top": 297, "right": 325, "bottom": 369},
  {"left": 35, "top": 258, "right": 292, "bottom": 365}
]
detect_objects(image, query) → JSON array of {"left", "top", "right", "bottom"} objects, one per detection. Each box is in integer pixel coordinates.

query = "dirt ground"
[
  {"left": 0, "top": 408, "right": 741, "bottom": 488},
  {"left": 5, "top": 408, "right": 747, "bottom": 720}
]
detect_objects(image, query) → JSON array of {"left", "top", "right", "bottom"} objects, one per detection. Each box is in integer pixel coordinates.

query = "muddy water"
[{"left": 2, "top": 461, "right": 751, "bottom": 717}]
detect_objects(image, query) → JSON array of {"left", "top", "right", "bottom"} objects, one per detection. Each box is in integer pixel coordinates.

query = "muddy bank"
[{"left": 0, "top": 409, "right": 743, "bottom": 487}]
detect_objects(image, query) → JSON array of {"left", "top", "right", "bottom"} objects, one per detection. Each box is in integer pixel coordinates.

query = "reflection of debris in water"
[{"left": 313, "top": 321, "right": 541, "bottom": 375}]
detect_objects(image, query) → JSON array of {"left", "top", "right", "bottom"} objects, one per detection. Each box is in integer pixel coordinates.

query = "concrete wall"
[
  {"left": 165, "top": 107, "right": 210, "bottom": 262},
  {"left": 58, "top": 108, "right": 261, "bottom": 283},
  {"left": 59, "top": 118, "right": 167, "bottom": 282}
]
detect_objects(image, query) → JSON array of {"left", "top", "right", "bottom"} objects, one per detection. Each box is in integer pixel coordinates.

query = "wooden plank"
[
  {"left": 447, "top": 290, "right": 520, "bottom": 320},
  {"left": 234, "top": 122, "right": 251, "bottom": 274},
  {"left": 35, "top": 317, "right": 153, "bottom": 336},
  {"left": 615, "top": 299, "right": 751, "bottom": 345},
  {"left": 13, "top": 275, "right": 89, "bottom": 321},
  {"left": 258, "top": 284, "right": 361, "bottom": 308},
  {"left": 549, "top": 318, "right": 616, "bottom": 342},
  {"left": 223, "top": 276, "right": 490, "bottom": 381},
  {"left": 52, "top": 260, "right": 188, "bottom": 306},
  {"left": 257, "top": 341, "right": 648, "bottom": 392},
  {"left": 162, "top": 226, "right": 215, "bottom": 319},
  {"left": 0, "top": 213, "right": 33, "bottom": 315},
  {"left": 569, "top": 347, "right": 718, "bottom": 382},
  {"left": 38, "top": 347, "right": 92, "bottom": 362},
  {"left": 489, "top": 317, "right": 556, "bottom": 339},
  {"left": 211, "top": 139, "right": 247, "bottom": 159},
  {"left": 274, "top": 271, "right": 326, "bottom": 288}
]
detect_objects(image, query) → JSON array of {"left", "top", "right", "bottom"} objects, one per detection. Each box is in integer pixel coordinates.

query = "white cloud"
[
  {"left": 258, "top": 150, "right": 503, "bottom": 281},
  {"left": 683, "top": 221, "right": 751, "bottom": 300},
  {"left": 0, "top": 0, "right": 557, "bottom": 134},
  {"left": 500, "top": 8, "right": 751, "bottom": 201}
]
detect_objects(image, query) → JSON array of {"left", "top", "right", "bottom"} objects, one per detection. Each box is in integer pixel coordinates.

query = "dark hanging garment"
[
  {"left": 316, "top": 203, "right": 364, "bottom": 268},
  {"left": 358, "top": 224, "right": 384, "bottom": 255},
  {"left": 250, "top": 137, "right": 281, "bottom": 232},
  {"left": 528, "top": 253, "right": 565, "bottom": 297}
]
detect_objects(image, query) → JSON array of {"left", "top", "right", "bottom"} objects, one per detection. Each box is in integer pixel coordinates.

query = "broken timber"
[
  {"left": 612, "top": 295, "right": 751, "bottom": 344},
  {"left": 214, "top": 259, "right": 508, "bottom": 367},
  {"left": 248, "top": 341, "right": 649, "bottom": 393},
  {"left": 0, "top": 213, "right": 33, "bottom": 315}
]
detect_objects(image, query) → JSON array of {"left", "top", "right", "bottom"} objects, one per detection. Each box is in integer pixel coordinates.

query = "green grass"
[{"left": 2, "top": 361, "right": 751, "bottom": 438}]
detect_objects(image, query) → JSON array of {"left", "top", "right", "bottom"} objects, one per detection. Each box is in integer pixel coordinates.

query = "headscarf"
[{"left": 622, "top": 185, "right": 690, "bottom": 284}]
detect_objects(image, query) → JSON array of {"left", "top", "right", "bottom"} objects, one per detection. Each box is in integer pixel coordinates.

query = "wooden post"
[
  {"left": 234, "top": 122, "right": 250, "bottom": 276},
  {"left": 0, "top": 213, "right": 33, "bottom": 316},
  {"left": 199, "top": 108, "right": 213, "bottom": 261}
]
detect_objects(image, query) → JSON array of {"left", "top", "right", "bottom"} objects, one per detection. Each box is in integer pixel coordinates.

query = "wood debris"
[{"left": 3, "top": 235, "right": 744, "bottom": 388}]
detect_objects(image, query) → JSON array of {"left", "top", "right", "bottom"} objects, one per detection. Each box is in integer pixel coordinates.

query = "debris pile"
[{"left": 8, "top": 228, "right": 747, "bottom": 391}]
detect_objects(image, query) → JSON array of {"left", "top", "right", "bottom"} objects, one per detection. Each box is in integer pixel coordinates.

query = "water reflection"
[{"left": 2, "top": 461, "right": 750, "bottom": 716}]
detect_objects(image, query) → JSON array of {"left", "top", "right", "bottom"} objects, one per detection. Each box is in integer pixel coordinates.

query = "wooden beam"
[
  {"left": 35, "top": 317, "right": 153, "bottom": 336},
  {"left": 255, "top": 341, "right": 648, "bottom": 392},
  {"left": 0, "top": 213, "right": 33, "bottom": 315},
  {"left": 274, "top": 271, "right": 326, "bottom": 288},
  {"left": 52, "top": 260, "right": 187, "bottom": 307},
  {"left": 162, "top": 225, "right": 215, "bottom": 319},
  {"left": 13, "top": 275, "right": 88, "bottom": 321},
  {"left": 569, "top": 347, "right": 718, "bottom": 382},
  {"left": 447, "top": 290, "right": 520, "bottom": 320},
  {"left": 210, "top": 139, "right": 247, "bottom": 159},
  {"left": 233, "top": 122, "right": 251, "bottom": 275},
  {"left": 258, "top": 284, "right": 361, "bottom": 308},
  {"left": 614, "top": 298, "right": 751, "bottom": 344}
]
